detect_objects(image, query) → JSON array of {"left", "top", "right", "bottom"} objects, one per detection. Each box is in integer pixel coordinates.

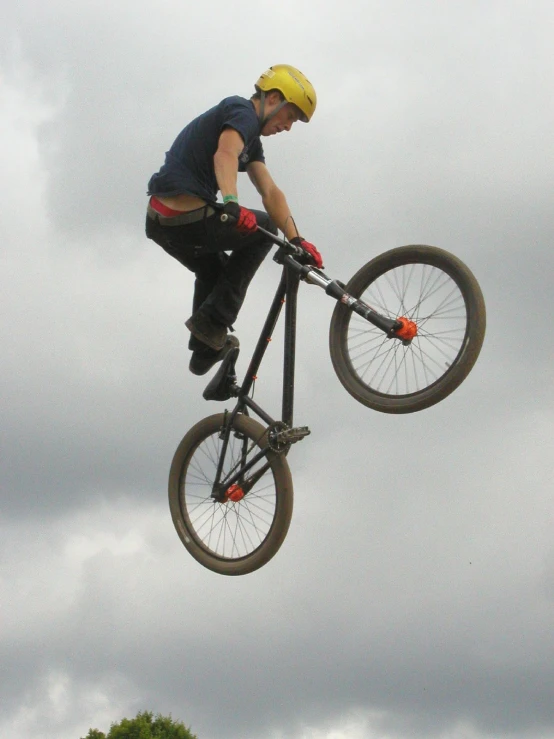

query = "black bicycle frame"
[
  {"left": 237, "top": 265, "right": 299, "bottom": 425},
  {"left": 210, "top": 226, "right": 403, "bottom": 499},
  {"left": 209, "top": 261, "right": 299, "bottom": 499}
]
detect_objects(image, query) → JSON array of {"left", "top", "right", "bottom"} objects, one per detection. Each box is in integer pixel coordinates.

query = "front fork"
[
  {"left": 281, "top": 254, "right": 405, "bottom": 338},
  {"left": 265, "top": 229, "right": 416, "bottom": 342}
]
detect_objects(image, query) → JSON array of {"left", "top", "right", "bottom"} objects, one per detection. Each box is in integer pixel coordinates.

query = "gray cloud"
[{"left": 2, "top": 2, "right": 554, "bottom": 739}]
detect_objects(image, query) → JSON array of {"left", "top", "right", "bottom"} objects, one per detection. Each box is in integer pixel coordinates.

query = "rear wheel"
[
  {"left": 329, "top": 245, "right": 486, "bottom": 413},
  {"left": 169, "top": 413, "right": 293, "bottom": 575}
]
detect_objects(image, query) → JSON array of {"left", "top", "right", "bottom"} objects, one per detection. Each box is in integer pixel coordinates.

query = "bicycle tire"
[
  {"left": 329, "top": 245, "right": 486, "bottom": 413},
  {"left": 169, "top": 413, "right": 293, "bottom": 575}
]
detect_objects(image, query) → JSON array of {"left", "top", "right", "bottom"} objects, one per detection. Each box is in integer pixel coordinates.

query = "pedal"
[
  {"left": 286, "top": 426, "right": 311, "bottom": 442},
  {"left": 268, "top": 423, "right": 311, "bottom": 452},
  {"left": 203, "top": 346, "right": 240, "bottom": 402}
]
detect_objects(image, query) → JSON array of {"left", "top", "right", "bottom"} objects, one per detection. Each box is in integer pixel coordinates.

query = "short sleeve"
[
  {"left": 221, "top": 98, "right": 259, "bottom": 146},
  {"left": 247, "top": 137, "right": 265, "bottom": 164}
]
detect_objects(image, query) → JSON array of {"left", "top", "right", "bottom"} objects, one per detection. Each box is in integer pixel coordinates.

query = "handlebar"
[
  {"left": 220, "top": 212, "right": 305, "bottom": 259},
  {"left": 219, "top": 213, "right": 400, "bottom": 337}
]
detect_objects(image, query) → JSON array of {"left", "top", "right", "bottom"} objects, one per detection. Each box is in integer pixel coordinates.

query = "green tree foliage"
[{"left": 81, "top": 710, "right": 197, "bottom": 739}]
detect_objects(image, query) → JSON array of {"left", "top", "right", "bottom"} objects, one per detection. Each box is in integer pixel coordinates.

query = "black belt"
[{"left": 147, "top": 202, "right": 216, "bottom": 226}]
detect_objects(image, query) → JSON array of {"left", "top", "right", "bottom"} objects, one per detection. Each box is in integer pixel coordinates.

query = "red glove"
[
  {"left": 290, "top": 237, "right": 323, "bottom": 269},
  {"left": 223, "top": 201, "right": 258, "bottom": 234}
]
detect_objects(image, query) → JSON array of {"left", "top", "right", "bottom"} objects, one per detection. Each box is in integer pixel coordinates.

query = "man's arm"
[
  {"left": 214, "top": 128, "right": 244, "bottom": 199},
  {"left": 247, "top": 161, "right": 301, "bottom": 241}
]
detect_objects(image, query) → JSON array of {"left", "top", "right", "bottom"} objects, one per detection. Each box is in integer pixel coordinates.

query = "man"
[{"left": 146, "top": 64, "right": 322, "bottom": 376}]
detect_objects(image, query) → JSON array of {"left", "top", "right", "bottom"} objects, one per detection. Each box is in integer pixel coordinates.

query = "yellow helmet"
[{"left": 255, "top": 64, "right": 317, "bottom": 122}]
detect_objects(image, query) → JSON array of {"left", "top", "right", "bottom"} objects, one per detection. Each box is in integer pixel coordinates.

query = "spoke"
[
  {"left": 346, "top": 260, "right": 468, "bottom": 397},
  {"left": 180, "top": 427, "right": 278, "bottom": 560}
]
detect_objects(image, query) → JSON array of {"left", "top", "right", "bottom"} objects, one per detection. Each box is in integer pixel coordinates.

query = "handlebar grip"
[{"left": 220, "top": 213, "right": 235, "bottom": 224}]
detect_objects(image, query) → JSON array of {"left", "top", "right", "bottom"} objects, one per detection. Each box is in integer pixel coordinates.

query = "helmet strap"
[
  {"left": 258, "top": 91, "right": 288, "bottom": 132},
  {"left": 258, "top": 90, "right": 266, "bottom": 128}
]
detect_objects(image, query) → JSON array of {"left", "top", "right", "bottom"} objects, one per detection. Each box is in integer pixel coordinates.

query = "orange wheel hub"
[
  {"left": 225, "top": 484, "right": 245, "bottom": 503},
  {"left": 394, "top": 317, "right": 418, "bottom": 341}
]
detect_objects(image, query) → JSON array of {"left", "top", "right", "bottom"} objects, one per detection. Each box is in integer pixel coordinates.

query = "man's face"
[{"left": 260, "top": 100, "right": 301, "bottom": 136}]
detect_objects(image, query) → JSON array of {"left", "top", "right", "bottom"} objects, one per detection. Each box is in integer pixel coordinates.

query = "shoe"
[
  {"left": 185, "top": 312, "right": 227, "bottom": 352},
  {"left": 189, "top": 335, "right": 240, "bottom": 376}
]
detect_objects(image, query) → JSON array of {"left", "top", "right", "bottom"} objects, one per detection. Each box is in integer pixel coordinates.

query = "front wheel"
[
  {"left": 169, "top": 413, "right": 293, "bottom": 576},
  {"left": 329, "top": 245, "right": 486, "bottom": 413}
]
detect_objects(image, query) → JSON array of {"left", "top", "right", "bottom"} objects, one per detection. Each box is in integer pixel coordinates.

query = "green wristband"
[{"left": 223, "top": 194, "right": 239, "bottom": 204}]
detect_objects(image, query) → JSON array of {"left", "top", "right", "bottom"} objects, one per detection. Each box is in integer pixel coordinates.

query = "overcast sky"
[{"left": 2, "top": 2, "right": 554, "bottom": 738}]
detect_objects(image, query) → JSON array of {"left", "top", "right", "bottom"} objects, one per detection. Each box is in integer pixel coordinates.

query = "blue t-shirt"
[{"left": 147, "top": 96, "right": 265, "bottom": 203}]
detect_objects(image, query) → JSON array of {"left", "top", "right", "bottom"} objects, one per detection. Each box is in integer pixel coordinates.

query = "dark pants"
[{"left": 145, "top": 207, "right": 277, "bottom": 348}]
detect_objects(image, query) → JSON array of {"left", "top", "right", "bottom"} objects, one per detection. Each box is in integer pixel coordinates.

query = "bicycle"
[{"left": 168, "top": 222, "right": 486, "bottom": 576}]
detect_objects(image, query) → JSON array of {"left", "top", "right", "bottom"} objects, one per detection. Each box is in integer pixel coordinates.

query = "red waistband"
[{"left": 149, "top": 196, "right": 187, "bottom": 217}]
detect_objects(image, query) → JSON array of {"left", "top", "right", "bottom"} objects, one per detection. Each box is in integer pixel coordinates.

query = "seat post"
[{"left": 282, "top": 267, "right": 300, "bottom": 427}]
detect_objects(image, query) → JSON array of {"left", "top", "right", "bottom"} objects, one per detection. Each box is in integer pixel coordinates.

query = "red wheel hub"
[
  {"left": 225, "top": 484, "right": 245, "bottom": 503},
  {"left": 394, "top": 316, "right": 418, "bottom": 341}
]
